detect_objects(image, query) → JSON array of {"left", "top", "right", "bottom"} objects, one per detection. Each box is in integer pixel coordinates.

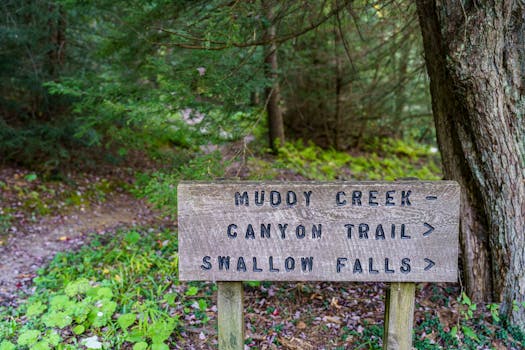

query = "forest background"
[{"left": 0, "top": 0, "right": 524, "bottom": 349}]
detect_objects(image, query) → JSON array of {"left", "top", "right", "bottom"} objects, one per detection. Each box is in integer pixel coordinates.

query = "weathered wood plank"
[
  {"left": 218, "top": 282, "right": 244, "bottom": 350},
  {"left": 383, "top": 282, "right": 416, "bottom": 350},
  {"left": 178, "top": 181, "right": 459, "bottom": 282}
]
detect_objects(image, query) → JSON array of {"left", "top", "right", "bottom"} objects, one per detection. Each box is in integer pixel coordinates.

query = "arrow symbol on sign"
[
  {"left": 422, "top": 222, "right": 434, "bottom": 236},
  {"left": 424, "top": 258, "right": 435, "bottom": 271}
]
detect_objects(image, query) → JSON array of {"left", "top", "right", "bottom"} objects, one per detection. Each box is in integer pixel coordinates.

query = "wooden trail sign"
[
  {"left": 178, "top": 181, "right": 460, "bottom": 350},
  {"left": 178, "top": 181, "right": 460, "bottom": 282}
]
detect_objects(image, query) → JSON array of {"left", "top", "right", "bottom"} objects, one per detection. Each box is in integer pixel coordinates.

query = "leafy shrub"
[
  {"left": 135, "top": 151, "right": 227, "bottom": 214},
  {"left": 0, "top": 118, "right": 99, "bottom": 171}
]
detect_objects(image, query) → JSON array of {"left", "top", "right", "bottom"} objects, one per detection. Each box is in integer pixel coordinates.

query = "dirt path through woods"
[{"left": 0, "top": 191, "right": 165, "bottom": 306}]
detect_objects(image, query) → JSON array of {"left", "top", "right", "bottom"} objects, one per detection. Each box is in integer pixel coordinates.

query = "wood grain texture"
[
  {"left": 383, "top": 282, "right": 416, "bottom": 350},
  {"left": 178, "top": 181, "right": 459, "bottom": 282},
  {"left": 218, "top": 282, "right": 244, "bottom": 350}
]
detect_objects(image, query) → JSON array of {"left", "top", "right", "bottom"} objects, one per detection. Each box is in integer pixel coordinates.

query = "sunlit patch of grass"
[{"left": 247, "top": 138, "right": 442, "bottom": 181}]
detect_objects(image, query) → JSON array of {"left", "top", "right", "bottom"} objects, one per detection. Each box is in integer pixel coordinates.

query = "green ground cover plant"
[
  {"left": 248, "top": 138, "right": 441, "bottom": 181},
  {"left": 0, "top": 229, "right": 214, "bottom": 349}
]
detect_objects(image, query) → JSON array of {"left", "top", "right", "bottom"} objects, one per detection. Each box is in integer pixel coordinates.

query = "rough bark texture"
[
  {"left": 416, "top": 0, "right": 525, "bottom": 325},
  {"left": 263, "top": 1, "right": 285, "bottom": 153}
]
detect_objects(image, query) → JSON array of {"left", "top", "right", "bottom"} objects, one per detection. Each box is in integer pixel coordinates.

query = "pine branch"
[{"left": 157, "top": 0, "right": 353, "bottom": 50}]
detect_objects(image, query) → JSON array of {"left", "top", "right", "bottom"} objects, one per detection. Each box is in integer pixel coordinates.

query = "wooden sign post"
[{"left": 178, "top": 181, "right": 460, "bottom": 350}]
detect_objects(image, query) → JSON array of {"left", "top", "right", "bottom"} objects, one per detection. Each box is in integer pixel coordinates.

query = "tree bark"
[
  {"left": 391, "top": 33, "right": 409, "bottom": 139},
  {"left": 262, "top": 0, "right": 285, "bottom": 153},
  {"left": 416, "top": 0, "right": 525, "bottom": 324},
  {"left": 333, "top": 20, "right": 344, "bottom": 151},
  {"left": 47, "top": 3, "right": 67, "bottom": 78}
]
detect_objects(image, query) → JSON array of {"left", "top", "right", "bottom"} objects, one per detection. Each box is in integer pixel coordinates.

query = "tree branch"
[{"left": 157, "top": 0, "right": 353, "bottom": 50}]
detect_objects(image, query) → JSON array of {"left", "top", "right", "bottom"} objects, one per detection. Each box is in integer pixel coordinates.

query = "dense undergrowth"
[
  {"left": 1, "top": 138, "right": 524, "bottom": 349},
  {"left": 0, "top": 229, "right": 201, "bottom": 349}
]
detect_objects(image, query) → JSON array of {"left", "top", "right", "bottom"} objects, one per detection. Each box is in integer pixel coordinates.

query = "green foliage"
[
  {"left": 0, "top": 208, "right": 12, "bottom": 235},
  {"left": 412, "top": 293, "right": 525, "bottom": 350},
  {"left": 14, "top": 328, "right": 60, "bottom": 350},
  {"left": 0, "top": 0, "right": 105, "bottom": 169},
  {"left": 458, "top": 292, "right": 476, "bottom": 320},
  {"left": 0, "top": 0, "right": 436, "bottom": 171},
  {"left": 0, "top": 1, "right": 69, "bottom": 115},
  {"left": 0, "top": 118, "right": 100, "bottom": 170},
  {"left": 488, "top": 303, "right": 501, "bottom": 323},
  {"left": 17, "top": 330, "right": 41, "bottom": 346},
  {"left": 249, "top": 138, "right": 441, "bottom": 181},
  {"left": 341, "top": 323, "right": 383, "bottom": 349},
  {"left": 0, "top": 228, "right": 211, "bottom": 349},
  {"left": 38, "top": 0, "right": 266, "bottom": 166},
  {"left": 117, "top": 313, "right": 136, "bottom": 331},
  {"left": 136, "top": 151, "right": 228, "bottom": 213},
  {"left": 0, "top": 340, "right": 16, "bottom": 350}
]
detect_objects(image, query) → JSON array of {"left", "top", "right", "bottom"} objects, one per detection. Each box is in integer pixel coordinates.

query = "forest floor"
[
  {"left": 0, "top": 163, "right": 520, "bottom": 349},
  {"left": 0, "top": 167, "right": 173, "bottom": 305}
]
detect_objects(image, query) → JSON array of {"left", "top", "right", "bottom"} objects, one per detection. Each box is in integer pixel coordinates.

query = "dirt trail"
[{"left": 0, "top": 192, "right": 163, "bottom": 305}]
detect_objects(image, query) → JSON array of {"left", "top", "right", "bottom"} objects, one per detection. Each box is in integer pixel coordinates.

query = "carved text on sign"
[{"left": 178, "top": 182, "right": 460, "bottom": 282}]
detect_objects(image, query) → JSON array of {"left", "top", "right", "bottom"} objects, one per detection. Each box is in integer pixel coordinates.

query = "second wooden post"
[
  {"left": 383, "top": 282, "right": 416, "bottom": 350},
  {"left": 218, "top": 282, "right": 244, "bottom": 350}
]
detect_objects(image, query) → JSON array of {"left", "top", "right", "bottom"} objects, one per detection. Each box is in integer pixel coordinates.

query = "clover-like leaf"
[
  {"left": 17, "top": 330, "right": 41, "bottom": 346},
  {"left": 26, "top": 301, "right": 47, "bottom": 317},
  {"left": 132, "top": 342, "right": 148, "bottom": 350},
  {"left": 42, "top": 311, "right": 72, "bottom": 329},
  {"left": 118, "top": 313, "right": 136, "bottom": 331},
  {"left": 0, "top": 340, "right": 16, "bottom": 350}
]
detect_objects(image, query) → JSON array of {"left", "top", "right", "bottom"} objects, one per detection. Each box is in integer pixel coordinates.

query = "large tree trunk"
[
  {"left": 262, "top": 0, "right": 285, "bottom": 153},
  {"left": 416, "top": 0, "right": 525, "bottom": 324}
]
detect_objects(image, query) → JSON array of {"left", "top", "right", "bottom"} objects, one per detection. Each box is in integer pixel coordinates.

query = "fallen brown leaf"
[
  {"left": 310, "top": 293, "right": 323, "bottom": 300},
  {"left": 330, "top": 297, "right": 342, "bottom": 309},
  {"left": 296, "top": 321, "right": 307, "bottom": 329},
  {"left": 278, "top": 336, "right": 315, "bottom": 350},
  {"left": 324, "top": 315, "right": 342, "bottom": 324}
]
